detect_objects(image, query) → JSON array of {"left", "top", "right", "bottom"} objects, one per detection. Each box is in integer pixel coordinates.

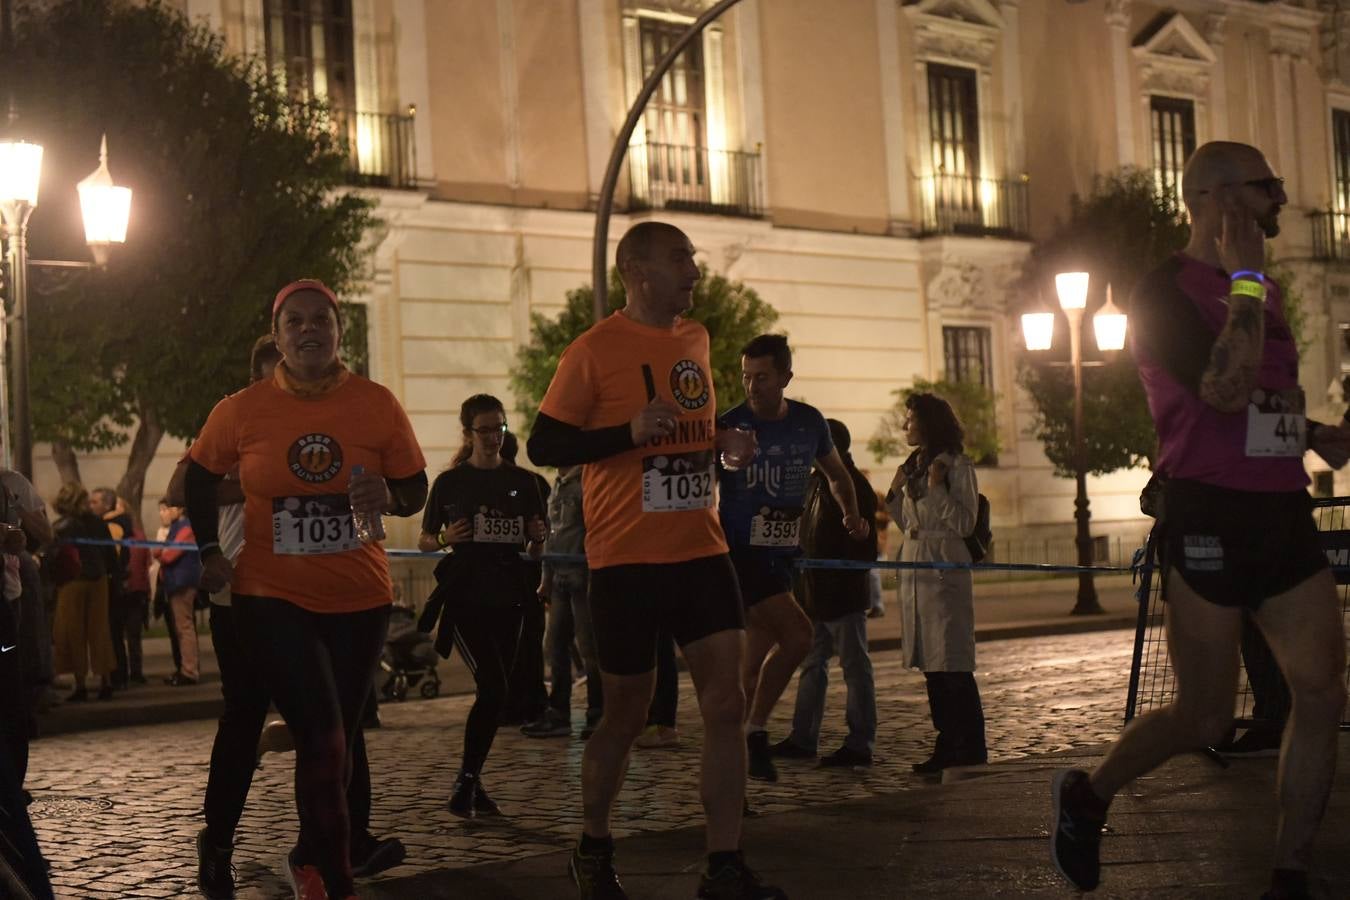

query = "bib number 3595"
[
  {"left": 642, "top": 452, "right": 714, "bottom": 512},
  {"left": 1245, "top": 387, "right": 1306, "bottom": 458}
]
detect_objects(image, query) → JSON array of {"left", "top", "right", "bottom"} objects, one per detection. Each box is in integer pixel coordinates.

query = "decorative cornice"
[
  {"left": 1105, "top": 0, "right": 1131, "bottom": 31},
  {"left": 1271, "top": 26, "right": 1312, "bottom": 61},
  {"left": 904, "top": 1, "right": 1004, "bottom": 69}
]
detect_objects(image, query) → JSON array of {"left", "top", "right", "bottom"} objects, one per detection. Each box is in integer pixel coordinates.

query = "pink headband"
[{"left": 272, "top": 279, "right": 340, "bottom": 318}]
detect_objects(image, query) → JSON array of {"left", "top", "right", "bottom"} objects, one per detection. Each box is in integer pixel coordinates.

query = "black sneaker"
[
  {"left": 448, "top": 772, "right": 477, "bottom": 819},
  {"left": 697, "top": 852, "right": 786, "bottom": 899},
  {"left": 521, "top": 708, "right": 571, "bottom": 738},
  {"left": 746, "top": 731, "right": 778, "bottom": 783},
  {"left": 473, "top": 781, "right": 502, "bottom": 817},
  {"left": 351, "top": 831, "right": 406, "bottom": 878},
  {"left": 1050, "top": 768, "right": 1107, "bottom": 891},
  {"left": 768, "top": 738, "right": 815, "bottom": 760},
  {"left": 569, "top": 840, "right": 627, "bottom": 899},
  {"left": 196, "top": 827, "right": 235, "bottom": 900},
  {"left": 818, "top": 746, "right": 872, "bottom": 768},
  {"left": 1214, "top": 728, "right": 1282, "bottom": 758}
]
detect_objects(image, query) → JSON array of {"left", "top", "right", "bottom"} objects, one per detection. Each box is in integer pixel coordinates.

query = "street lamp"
[
  {"left": 1022, "top": 274, "right": 1128, "bottom": 615},
  {"left": 0, "top": 133, "right": 133, "bottom": 476}
]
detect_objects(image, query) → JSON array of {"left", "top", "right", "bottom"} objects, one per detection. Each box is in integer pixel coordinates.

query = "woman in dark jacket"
[
  {"left": 50, "top": 482, "right": 118, "bottom": 701},
  {"left": 774, "top": 419, "right": 879, "bottom": 766},
  {"left": 418, "top": 394, "right": 547, "bottom": 817}
]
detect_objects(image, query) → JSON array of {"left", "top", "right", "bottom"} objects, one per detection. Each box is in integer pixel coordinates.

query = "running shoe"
[
  {"left": 1050, "top": 768, "right": 1107, "bottom": 891},
  {"left": 473, "top": 781, "right": 502, "bottom": 817},
  {"left": 257, "top": 719, "right": 295, "bottom": 760},
  {"left": 351, "top": 832, "right": 406, "bottom": 878},
  {"left": 569, "top": 840, "right": 627, "bottom": 899},
  {"left": 818, "top": 746, "right": 872, "bottom": 769},
  {"left": 1214, "top": 727, "right": 1283, "bottom": 758},
  {"left": 633, "top": 724, "right": 679, "bottom": 749},
  {"left": 768, "top": 738, "right": 816, "bottom": 760},
  {"left": 195, "top": 827, "right": 235, "bottom": 900},
  {"left": 696, "top": 852, "right": 786, "bottom": 899},
  {"left": 521, "top": 708, "right": 571, "bottom": 738},
  {"left": 746, "top": 731, "right": 778, "bottom": 782},
  {"left": 283, "top": 849, "right": 328, "bottom": 900},
  {"left": 448, "top": 772, "right": 477, "bottom": 819}
]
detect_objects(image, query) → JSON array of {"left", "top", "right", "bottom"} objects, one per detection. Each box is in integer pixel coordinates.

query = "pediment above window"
[
  {"left": 904, "top": 0, "right": 1003, "bottom": 69},
  {"left": 1132, "top": 13, "right": 1215, "bottom": 97},
  {"left": 623, "top": 0, "right": 708, "bottom": 17}
]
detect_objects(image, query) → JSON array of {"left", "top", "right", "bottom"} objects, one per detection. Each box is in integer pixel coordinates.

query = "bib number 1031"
[{"left": 272, "top": 494, "right": 360, "bottom": 555}]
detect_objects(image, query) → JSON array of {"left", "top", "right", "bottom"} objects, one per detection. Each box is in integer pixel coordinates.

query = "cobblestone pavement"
[{"left": 27, "top": 629, "right": 1135, "bottom": 898}]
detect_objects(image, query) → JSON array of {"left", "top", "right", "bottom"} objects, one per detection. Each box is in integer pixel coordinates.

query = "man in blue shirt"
[{"left": 718, "top": 334, "right": 870, "bottom": 782}]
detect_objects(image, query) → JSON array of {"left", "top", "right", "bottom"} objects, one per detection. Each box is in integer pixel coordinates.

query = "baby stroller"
[{"left": 378, "top": 604, "right": 441, "bottom": 701}]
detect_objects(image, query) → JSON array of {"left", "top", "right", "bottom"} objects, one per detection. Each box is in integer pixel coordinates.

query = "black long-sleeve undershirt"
[{"left": 527, "top": 411, "right": 635, "bottom": 467}]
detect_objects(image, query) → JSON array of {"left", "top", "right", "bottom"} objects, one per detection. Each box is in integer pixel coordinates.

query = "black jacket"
[{"left": 798, "top": 460, "right": 878, "bottom": 622}]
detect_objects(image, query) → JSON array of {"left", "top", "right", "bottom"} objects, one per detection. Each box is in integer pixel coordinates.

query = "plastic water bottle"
[
  {"left": 350, "top": 464, "right": 386, "bottom": 543},
  {"left": 720, "top": 423, "right": 756, "bottom": 472}
]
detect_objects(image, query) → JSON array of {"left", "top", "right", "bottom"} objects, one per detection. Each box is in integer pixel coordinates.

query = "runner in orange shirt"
[
  {"left": 528, "top": 222, "right": 783, "bottom": 900},
  {"left": 186, "top": 280, "right": 427, "bottom": 900}
]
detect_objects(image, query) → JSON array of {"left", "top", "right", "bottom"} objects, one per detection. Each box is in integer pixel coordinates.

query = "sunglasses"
[
  {"left": 1198, "top": 176, "right": 1285, "bottom": 197},
  {"left": 470, "top": 423, "right": 508, "bottom": 436}
]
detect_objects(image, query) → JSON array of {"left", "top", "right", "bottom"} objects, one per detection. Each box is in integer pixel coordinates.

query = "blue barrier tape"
[{"left": 62, "top": 536, "right": 1150, "bottom": 575}]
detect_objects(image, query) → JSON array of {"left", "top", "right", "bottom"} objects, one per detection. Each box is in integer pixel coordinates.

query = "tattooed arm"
[
  {"left": 1198, "top": 293, "right": 1264, "bottom": 413},
  {"left": 1198, "top": 202, "right": 1269, "bottom": 414}
]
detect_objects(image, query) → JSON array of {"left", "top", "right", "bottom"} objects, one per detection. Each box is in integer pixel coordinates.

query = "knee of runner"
[
  {"left": 1174, "top": 708, "right": 1235, "bottom": 748},
  {"left": 1290, "top": 672, "right": 1347, "bottom": 716},
  {"left": 697, "top": 681, "right": 745, "bottom": 728},
  {"left": 294, "top": 725, "right": 348, "bottom": 768}
]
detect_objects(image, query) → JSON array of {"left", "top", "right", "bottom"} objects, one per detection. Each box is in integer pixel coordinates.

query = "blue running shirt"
[{"left": 718, "top": 400, "right": 833, "bottom": 551}]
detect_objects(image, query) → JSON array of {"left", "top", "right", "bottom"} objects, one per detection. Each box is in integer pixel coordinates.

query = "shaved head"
[
  {"left": 1181, "top": 141, "right": 1269, "bottom": 207},
  {"left": 616, "top": 221, "right": 689, "bottom": 274}
]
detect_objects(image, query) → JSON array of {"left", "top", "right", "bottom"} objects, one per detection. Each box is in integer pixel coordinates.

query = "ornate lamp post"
[
  {"left": 1, "top": 0, "right": 133, "bottom": 476},
  {"left": 1022, "top": 274, "right": 1127, "bottom": 615}
]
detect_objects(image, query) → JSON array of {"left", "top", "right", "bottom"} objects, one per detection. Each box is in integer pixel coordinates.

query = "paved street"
[{"left": 26, "top": 629, "right": 1135, "bottom": 898}]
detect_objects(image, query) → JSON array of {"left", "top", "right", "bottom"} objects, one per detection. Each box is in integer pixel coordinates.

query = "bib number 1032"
[{"left": 642, "top": 452, "right": 714, "bottom": 512}]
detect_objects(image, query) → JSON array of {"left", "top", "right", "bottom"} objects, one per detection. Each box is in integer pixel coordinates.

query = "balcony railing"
[
  {"left": 628, "top": 142, "right": 764, "bottom": 218},
  {"left": 915, "top": 173, "right": 1030, "bottom": 239},
  {"left": 1310, "top": 208, "right": 1350, "bottom": 262},
  {"left": 330, "top": 107, "right": 418, "bottom": 190}
]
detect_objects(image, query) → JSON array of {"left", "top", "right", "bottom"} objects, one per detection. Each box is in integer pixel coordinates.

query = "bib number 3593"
[
  {"left": 1245, "top": 387, "right": 1306, "bottom": 458},
  {"left": 272, "top": 494, "right": 360, "bottom": 555},
  {"left": 642, "top": 451, "right": 714, "bottom": 512},
  {"left": 749, "top": 513, "right": 801, "bottom": 549}
]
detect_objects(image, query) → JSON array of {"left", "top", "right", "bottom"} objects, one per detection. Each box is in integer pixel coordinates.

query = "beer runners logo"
[
  {"left": 669, "top": 359, "right": 710, "bottom": 411},
  {"left": 288, "top": 433, "right": 344, "bottom": 483}
]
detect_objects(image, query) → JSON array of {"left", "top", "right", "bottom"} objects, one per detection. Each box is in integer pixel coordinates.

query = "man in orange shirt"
[{"left": 529, "top": 222, "right": 782, "bottom": 900}]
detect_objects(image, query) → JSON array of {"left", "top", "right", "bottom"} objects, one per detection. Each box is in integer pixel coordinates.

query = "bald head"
[
  {"left": 1181, "top": 142, "right": 1269, "bottom": 208},
  {"left": 616, "top": 222, "right": 689, "bottom": 275}
]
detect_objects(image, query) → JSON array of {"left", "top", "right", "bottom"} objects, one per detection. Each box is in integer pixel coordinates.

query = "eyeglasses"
[{"left": 470, "top": 424, "right": 508, "bottom": 436}]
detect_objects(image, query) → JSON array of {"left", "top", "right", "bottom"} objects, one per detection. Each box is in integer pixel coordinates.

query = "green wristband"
[{"left": 1230, "top": 279, "right": 1267, "bottom": 301}]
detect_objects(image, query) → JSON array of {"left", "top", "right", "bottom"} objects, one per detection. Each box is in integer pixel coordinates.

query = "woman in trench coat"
[{"left": 885, "top": 392, "right": 987, "bottom": 774}]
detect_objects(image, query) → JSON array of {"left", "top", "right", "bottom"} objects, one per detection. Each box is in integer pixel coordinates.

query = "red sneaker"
[{"left": 283, "top": 850, "right": 329, "bottom": 900}]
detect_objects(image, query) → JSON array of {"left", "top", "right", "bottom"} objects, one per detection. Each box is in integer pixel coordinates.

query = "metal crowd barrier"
[{"left": 1123, "top": 496, "right": 1350, "bottom": 730}]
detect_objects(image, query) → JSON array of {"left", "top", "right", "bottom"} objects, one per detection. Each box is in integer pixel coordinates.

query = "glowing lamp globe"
[
  {"left": 1093, "top": 285, "right": 1128, "bottom": 352},
  {"left": 1021, "top": 312, "right": 1055, "bottom": 351},
  {"left": 0, "top": 140, "right": 44, "bottom": 206},
  {"left": 1055, "top": 271, "right": 1090, "bottom": 311}
]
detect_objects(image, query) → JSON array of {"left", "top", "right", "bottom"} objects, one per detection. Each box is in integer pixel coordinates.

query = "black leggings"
[
  {"left": 232, "top": 595, "right": 389, "bottom": 897},
  {"left": 923, "top": 671, "right": 987, "bottom": 762},
  {"left": 203, "top": 602, "right": 374, "bottom": 845},
  {"left": 452, "top": 603, "right": 525, "bottom": 777}
]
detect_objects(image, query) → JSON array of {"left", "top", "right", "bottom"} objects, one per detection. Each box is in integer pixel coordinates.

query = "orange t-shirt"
[
  {"left": 539, "top": 311, "right": 728, "bottom": 569},
  {"left": 189, "top": 372, "right": 426, "bottom": 613}
]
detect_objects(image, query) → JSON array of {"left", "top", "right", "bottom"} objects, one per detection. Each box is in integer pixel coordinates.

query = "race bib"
[
  {"left": 1245, "top": 387, "right": 1306, "bottom": 458},
  {"left": 474, "top": 512, "right": 524, "bottom": 544},
  {"left": 749, "top": 510, "right": 802, "bottom": 548},
  {"left": 272, "top": 494, "right": 359, "bottom": 555},
  {"left": 642, "top": 451, "right": 715, "bottom": 512}
]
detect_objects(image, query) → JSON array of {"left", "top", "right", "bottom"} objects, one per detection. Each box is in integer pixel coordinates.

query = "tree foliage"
[
  {"left": 10, "top": 0, "right": 375, "bottom": 511},
  {"left": 1015, "top": 168, "right": 1189, "bottom": 477},
  {"left": 869, "top": 377, "right": 1000, "bottom": 465},
  {"left": 511, "top": 267, "right": 779, "bottom": 431}
]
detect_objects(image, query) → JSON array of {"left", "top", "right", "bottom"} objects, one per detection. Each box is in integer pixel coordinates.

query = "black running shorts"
[
  {"left": 1161, "top": 479, "right": 1327, "bottom": 611},
  {"left": 729, "top": 548, "right": 795, "bottom": 608},
  {"left": 588, "top": 554, "right": 745, "bottom": 676}
]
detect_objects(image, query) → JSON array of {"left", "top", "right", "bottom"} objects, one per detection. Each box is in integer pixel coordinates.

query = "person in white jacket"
[{"left": 885, "top": 392, "right": 986, "bottom": 774}]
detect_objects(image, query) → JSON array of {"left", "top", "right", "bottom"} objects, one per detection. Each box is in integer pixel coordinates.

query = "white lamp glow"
[
  {"left": 0, "top": 140, "right": 44, "bottom": 206},
  {"left": 1055, "top": 271, "right": 1090, "bottom": 311},
  {"left": 1021, "top": 312, "right": 1055, "bottom": 351},
  {"left": 1093, "top": 284, "right": 1128, "bottom": 351},
  {"left": 77, "top": 135, "right": 132, "bottom": 263}
]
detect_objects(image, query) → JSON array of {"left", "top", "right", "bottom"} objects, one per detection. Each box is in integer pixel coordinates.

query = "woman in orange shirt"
[{"left": 185, "top": 281, "right": 427, "bottom": 900}]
